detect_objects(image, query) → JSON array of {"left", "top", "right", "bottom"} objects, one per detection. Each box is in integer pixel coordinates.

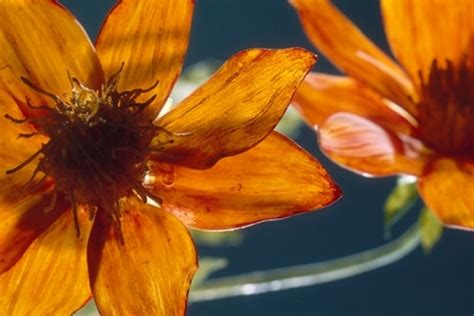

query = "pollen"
[{"left": 5, "top": 66, "right": 173, "bottom": 238}]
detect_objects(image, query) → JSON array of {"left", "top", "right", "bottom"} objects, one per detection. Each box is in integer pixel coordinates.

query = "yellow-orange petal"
[
  {"left": 319, "top": 113, "right": 427, "bottom": 177},
  {"left": 290, "top": 0, "right": 417, "bottom": 114},
  {"left": 88, "top": 197, "right": 197, "bottom": 316},
  {"left": 0, "top": 91, "right": 61, "bottom": 273},
  {"left": 418, "top": 159, "right": 474, "bottom": 230},
  {"left": 381, "top": 0, "right": 473, "bottom": 87},
  {"left": 0, "top": 193, "right": 67, "bottom": 274},
  {"left": 155, "top": 48, "right": 316, "bottom": 169},
  {"left": 96, "top": 0, "right": 194, "bottom": 119},
  {"left": 0, "top": 0, "right": 103, "bottom": 114},
  {"left": 147, "top": 131, "right": 340, "bottom": 230},
  {"left": 0, "top": 207, "right": 93, "bottom": 315},
  {"left": 293, "top": 73, "right": 416, "bottom": 135}
]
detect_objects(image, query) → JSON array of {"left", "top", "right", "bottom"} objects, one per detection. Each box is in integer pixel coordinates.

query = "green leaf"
[
  {"left": 418, "top": 207, "right": 443, "bottom": 254},
  {"left": 191, "top": 257, "right": 228, "bottom": 288},
  {"left": 384, "top": 177, "right": 418, "bottom": 237}
]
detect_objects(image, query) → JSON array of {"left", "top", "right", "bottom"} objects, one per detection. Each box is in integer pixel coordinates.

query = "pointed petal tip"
[
  {"left": 156, "top": 47, "right": 319, "bottom": 169},
  {"left": 149, "top": 132, "right": 342, "bottom": 230}
]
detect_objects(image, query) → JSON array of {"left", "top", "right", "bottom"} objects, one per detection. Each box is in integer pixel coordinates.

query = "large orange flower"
[
  {"left": 0, "top": 1, "right": 341, "bottom": 315},
  {"left": 290, "top": 0, "right": 474, "bottom": 230}
]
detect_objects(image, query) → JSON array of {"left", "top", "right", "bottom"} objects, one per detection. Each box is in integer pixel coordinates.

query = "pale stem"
[{"left": 189, "top": 224, "right": 420, "bottom": 303}]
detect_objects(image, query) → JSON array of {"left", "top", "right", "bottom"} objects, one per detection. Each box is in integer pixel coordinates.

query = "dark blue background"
[{"left": 63, "top": 1, "right": 474, "bottom": 315}]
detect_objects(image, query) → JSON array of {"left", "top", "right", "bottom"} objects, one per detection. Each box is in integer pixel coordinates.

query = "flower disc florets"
[
  {"left": 6, "top": 67, "right": 167, "bottom": 236},
  {"left": 418, "top": 58, "right": 474, "bottom": 157}
]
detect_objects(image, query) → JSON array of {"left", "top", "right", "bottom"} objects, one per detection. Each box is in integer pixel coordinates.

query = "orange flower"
[
  {"left": 0, "top": 1, "right": 341, "bottom": 315},
  {"left": 290, "top": 0, "right": 473, "bottom": 230}
]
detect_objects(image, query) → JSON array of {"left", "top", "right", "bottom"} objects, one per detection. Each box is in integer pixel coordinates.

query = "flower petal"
[
  {"left": 0, "top": 91, "right": 63, "bottom": 273},
  {"left": 88, "top": 197, "right": 197, "bottom": 316},
  {"left": 0, "top": 0, "right": 103, "bottom": 114},
  {"left": 290, "top": 0, "right": 416, "bottom": 114},
  {"left": 293, "top": 73, "right": 416, "bottom": 134},
  {"left": 96, "top": 0, "right": 194, "bottom": 119},
  {"left": 0, "top": 207, "right": 93, "bottom": 315},
  {"left": 0, "top": 192, "right": 67, "bottom": 274},
  {"left": 147, "top": 131, "right": 340, "bottom": 230},
  {"left": 155, "top": 48, "right": 316, "bottom": 169},
  {"left": 381, "top": 0, "right": 473, "bottom": 86},
  {"left": 319, "top": 113, "right": 427, "bottom": 177},
  {"left": 418, "top": 159, "right": 474, "bottom": 230}
]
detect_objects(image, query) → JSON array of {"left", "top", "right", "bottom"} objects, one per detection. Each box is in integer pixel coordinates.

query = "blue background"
[{"left": 62, "top": 1, "right": 474, "bottom": 315}]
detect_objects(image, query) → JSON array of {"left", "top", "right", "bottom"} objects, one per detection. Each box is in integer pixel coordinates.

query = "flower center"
[
  {"left": 417, "top": 58, "right": 474, "bottom": 157},
  {"left": 6, "top": 67, "right": 173, "bottom": 237}
]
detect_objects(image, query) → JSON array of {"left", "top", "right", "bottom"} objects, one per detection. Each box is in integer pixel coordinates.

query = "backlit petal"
[
  {"left": 147, "top": 131, "right": 340, "bottom": 230},
  {"left": 155, "top": 48, "right": 316, "bottom": 169},
  {"left": 381, "top": 0, "right": 473, "bottom": 87},
  {"left": 96, "top": 0, "right": 194, "bottom": 119},
  {"left": 293, "top": 73, "right": 416, "bottom": 134},
  {"left": 0, "top": 91, "right": 62, "bottom": 273},
  {"left": 319, "top": 113, "right": 427, "bottom": 177},
  {"left": 88, "top": 197, "right": 197, "bottom": 316},
  {"left": 0, "top": 0, "right": 103, "bottom": 114},
  {"left": 0, "top": 192, "right": 67, "bottom": 274},
  {"left": 290, "top": 0, "right": 416, "bottom": 114},
  {"left": 418, "top": 159, "right": 474, "bottom": 230},
  {"left": 0, "top": 207, "right": 93, "bottom": 315}
]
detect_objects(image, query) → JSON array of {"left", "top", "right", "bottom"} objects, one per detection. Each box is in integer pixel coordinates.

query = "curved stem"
[{"left": 190, "top": 224, "right": 420, "bottom": 303}]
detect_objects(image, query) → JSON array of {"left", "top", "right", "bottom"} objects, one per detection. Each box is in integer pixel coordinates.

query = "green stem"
[{"left": 190, "top": 224, "right": 420, "bottom": 302}]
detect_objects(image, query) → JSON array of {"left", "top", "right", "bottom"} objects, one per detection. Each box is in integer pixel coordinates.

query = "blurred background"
[{"left": 64, "top": 1, "right": 473, "bottom": 315}]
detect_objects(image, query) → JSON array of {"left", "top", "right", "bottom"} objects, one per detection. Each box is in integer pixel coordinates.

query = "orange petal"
[
  {"left": 147, "top": 131, "right": 341, "bottom": 230},
  {"left": 88, "top": 197, "right": 197, "bottom": 316},
  {"left": 381, "top": 0, "right": 473, "bottom": 86},
  {"left": 0, "top": 1, "right": 103, "bottom": 114},
  {"left": 290, "top": 0, "right": 416, "bottom": 114},
  {"left": 319, "top": 113, "right": 427, "bottom": 177},
  {"left": 0, "top": 192, "right": 67, "bottom": 274},
  {"left": 0, "top": 207, "right": 93, "bottom": 315},
  {"left": 293, "top": 73, "right": 416, "bottom": 135},
  {"left": 0, "top": 91, "right": 62, "bottom": 273},
  {"left": 96, "top": 0, "right": 194, "bottom": 119},
  {"left": 155, "top": 48, "right": 316, "bottom": 169},
  {"left": 418, "top": 159, "right": 474, "bottom": 230}
]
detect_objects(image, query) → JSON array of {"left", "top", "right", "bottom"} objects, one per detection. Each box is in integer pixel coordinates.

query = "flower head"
[
  {"left": 0, "top": 1, "right": 340, "bottom": 314},
  {"left": 290, "top": 0, "right": 473, "bottom": 230}
]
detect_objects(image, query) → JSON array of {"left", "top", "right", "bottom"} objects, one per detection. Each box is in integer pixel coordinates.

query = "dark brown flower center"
[
  {"left": 417, "top": 58, "right": 474, "bottom": 157},
  {"left": 6, "top": 67, "right": 173, "bottom": 237}
]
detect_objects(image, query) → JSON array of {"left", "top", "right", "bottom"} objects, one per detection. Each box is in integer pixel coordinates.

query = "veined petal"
[
  {"left": 381, "top": 0, "right": 473, "bottom": 87},
  {"left": 293, "top": 73, "right": 416, "bottom": 135},
  {"left": 0, "top": 91, "right": 61, "bottom": 273},
  {"left": 96, "top": 0, "right": 194, "bottom": 119},
  {"left": 0, "top": 207, "right": 93, "bottom": 315},
  {"left": 155, "top": 48, "right": 316, "bottom": 169},
  {"left": 88, "top": 197, "right": 197, "bottom": 316},
  {"left": 418, "top": 159, "right": 474, "bottom": 230},
  {"left": 319, "top": 113, "right": 427, "bottom": 177},
  {"left": 290, "top": 0, "right": 416, "bottom": 115},
  {"left": 0, "top": 192, "right": 67, "bottom": 274},
  {"left": 0, "top": 0, "right": 103, "bottom": 114},
  {"left": 147, "top": 131, "right": 340, "bottom": 230}
]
